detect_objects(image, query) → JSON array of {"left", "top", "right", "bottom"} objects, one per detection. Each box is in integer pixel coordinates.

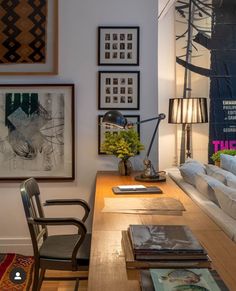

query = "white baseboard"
[{"left": 0, "top": 238, "right": 33, "bottom": 256}]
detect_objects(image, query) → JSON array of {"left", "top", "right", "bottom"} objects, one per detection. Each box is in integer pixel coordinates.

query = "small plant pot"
[
  {"left": 214, "top": 160, "right": 220, "bottom": 167},
  {"left": 118, "top": 159, "right": 132, "bottom": 176}
]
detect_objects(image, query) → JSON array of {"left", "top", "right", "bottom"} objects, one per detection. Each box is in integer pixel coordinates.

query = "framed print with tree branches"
[{"left": 175, "top": 0, "right": 236, "bottom": 163}]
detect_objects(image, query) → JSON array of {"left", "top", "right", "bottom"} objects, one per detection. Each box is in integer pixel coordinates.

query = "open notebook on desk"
[{"left": 112, "top": 185, "right": 163, "bottom": 194}]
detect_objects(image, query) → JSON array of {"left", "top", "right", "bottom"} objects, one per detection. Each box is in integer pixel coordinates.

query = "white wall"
[
  {"left": 158, "top": 3, "right": 177, "bottom": 169},
  {"left": 0, "top": 0, "right": 159, "bottom": 254}
]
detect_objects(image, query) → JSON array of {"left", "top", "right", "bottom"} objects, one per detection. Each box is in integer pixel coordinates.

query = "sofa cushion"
[
  {"left": 167, "top": 168, "right": 236, "bottom": 241},
  {"left": 212, "top": 183, "right": 236, "bottom": 220},
  {"left": 179, "top": 160, "right": 206, "bottom": 186},
  {"left": 205, "top": 164, "right": 235, "bottom": 184},
  {"left": 195, "top": 173, "right": 221, "bottom": 205},
  {"left": 220, "top": 154, "right": 236, "bottom": 176},
  {"left": 227, "top": 175, "right": 236, "bottom": 189}
]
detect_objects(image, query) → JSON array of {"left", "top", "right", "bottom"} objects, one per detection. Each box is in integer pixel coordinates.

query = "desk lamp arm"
[{"left": 131, "top": 113, "right": 166, "bottom": 159}]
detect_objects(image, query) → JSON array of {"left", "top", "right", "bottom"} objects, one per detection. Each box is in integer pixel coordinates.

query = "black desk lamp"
[
  {"left": 102, "top": 110, "right": 166, "bottom": 182},
  {"left": 168, "top": 97, "right": 208, "bottom": 164}
]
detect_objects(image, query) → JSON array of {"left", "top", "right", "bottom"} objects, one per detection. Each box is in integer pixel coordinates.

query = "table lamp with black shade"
[
  {"left": 168, "top": 97, "right": 208, "bottom": 164},
  {"left": 102, "top": 110, "right": 166, "bottom": 182}
]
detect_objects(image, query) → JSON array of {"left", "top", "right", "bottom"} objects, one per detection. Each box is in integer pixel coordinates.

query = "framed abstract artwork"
[
  {"left": 98, "top": 71, "right": 140, "bottom": 110},
  {"left": 0, "top": 0, "right": 58, "bottom": 75},
  {"left": 98, "top": 115, "right": 140, "bottom": 154},
  {"left": 0, "top": 84, "right": 74, "bottom": 181},
  {"left": 98, "top": 26, "right": 139, "bottom": 65}
]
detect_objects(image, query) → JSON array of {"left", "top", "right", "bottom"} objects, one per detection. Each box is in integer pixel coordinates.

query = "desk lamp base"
[
  {"left": 135, "top": 159, "right": 166, "bottom": 182},
  {"left": 135, "top": 174, "right": 166, "bottom": 182}
]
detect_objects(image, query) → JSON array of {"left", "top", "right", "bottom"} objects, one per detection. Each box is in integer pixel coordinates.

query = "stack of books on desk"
[{"left": 121, "top": 224, "right": 211, "bottom": 269}]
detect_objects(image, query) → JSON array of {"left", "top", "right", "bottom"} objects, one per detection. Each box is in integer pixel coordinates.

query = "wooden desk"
[{"left": 88, "top": 171, "right": 236, "bottom": 291}]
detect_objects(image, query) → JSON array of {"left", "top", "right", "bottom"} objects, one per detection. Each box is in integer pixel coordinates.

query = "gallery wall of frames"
[
  {"left": 0, "top": 0, "right": 142, "bottom": 179},
  {"left": 97, "top": 26, "right": 141, "bottom": 155}
]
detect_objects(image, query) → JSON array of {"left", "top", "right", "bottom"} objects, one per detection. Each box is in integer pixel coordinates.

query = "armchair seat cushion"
[{"left": 40, "top": 233, "right": 91, "bottom": 265}]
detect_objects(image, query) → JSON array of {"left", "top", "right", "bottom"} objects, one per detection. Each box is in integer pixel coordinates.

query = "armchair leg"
[
  {"left": 32, "top": 263, "right": 40, "bottom": 291},
  {"left": 38, "top": 268, "right": 46, "bottom": 290},
  {"left": 74, "top": 278, "right": 80, "bottom": 291}
]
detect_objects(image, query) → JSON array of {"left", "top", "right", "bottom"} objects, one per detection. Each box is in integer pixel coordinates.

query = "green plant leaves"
[
  {"left": 211, "top": 149, "right": 236, "bottom": 162},
  {"left": 101, "top": 129, "right": 144, "bottom": 160}
]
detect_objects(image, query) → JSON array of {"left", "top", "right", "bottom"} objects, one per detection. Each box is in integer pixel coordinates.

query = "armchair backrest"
[{"left": 20, "top": 178, "right": 48, "bottom": 257}]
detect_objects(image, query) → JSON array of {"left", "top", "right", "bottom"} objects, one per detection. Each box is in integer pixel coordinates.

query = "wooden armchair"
[{"left": 20, "top": 177, "right": 91, "bottom": 291}]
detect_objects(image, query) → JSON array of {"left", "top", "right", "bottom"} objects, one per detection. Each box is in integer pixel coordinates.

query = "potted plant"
[
  {"left": 101, "top": 129, "right": 144, "bottom": 175},
  {"left": 210, "top": 149, "right": 236, "bottom": 166}
]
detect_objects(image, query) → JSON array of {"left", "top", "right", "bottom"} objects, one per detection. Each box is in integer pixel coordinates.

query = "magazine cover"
[
  {"left": 150, "top": 269, "right": 222, "bottom": 291},
  {"left": 129, "top": 225, "right": 204, "bottom": 254}
]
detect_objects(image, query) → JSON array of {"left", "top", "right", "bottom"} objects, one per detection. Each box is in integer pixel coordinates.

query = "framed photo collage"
[{"left": 97, "top": 26, "right": 140, "bottom": 155}]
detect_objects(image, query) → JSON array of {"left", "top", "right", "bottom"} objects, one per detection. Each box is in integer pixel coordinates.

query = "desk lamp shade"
[
  {"left": 168, "top": 97, "right": 208, "bottom": 124},
  {"left": 102, "top": 110, "right": 127, "bottom": 129}
]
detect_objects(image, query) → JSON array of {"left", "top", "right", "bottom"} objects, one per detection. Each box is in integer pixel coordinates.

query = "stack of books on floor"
[{"left": 121, "top": 224, "right": 211, "bottom": 269}]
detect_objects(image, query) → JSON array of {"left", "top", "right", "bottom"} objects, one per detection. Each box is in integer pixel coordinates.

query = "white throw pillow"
[
  {"left": 212, "top": 183, "right": 236, "bottom": 219},
  {"left": 205, "top": 164, "right": 235, "bottom": 184},
  {"left": 179, "top": 160, "right": 206, "bottom": 186},
  {"left": 220, "top": 154, "right": 236, "bottom": 176},
  {"left": 195, "top": 173, "right": 222, "bottom": 205}
]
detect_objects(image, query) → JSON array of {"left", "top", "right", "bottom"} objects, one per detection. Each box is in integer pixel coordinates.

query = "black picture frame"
[
  {"left": 0, "top": 84, "right": 75, "bottom": 181},
  {"left": 98, "top": 115, "right": 140, "bottom": 155},
  {"left": 98, "top": 26, "right": 139, "bottom": 66},
  {"left": 98, "top": 71, "right": 140, "bottom": 110}
]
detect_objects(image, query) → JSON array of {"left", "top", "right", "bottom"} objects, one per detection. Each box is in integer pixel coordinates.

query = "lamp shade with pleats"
[{"left": 168, "top": 97, "right": 208, "bottom": 124}]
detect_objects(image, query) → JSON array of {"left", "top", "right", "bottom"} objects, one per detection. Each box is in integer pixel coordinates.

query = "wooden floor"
[{"left": 38, "top": 270, "right": 88, "bottom": 291}]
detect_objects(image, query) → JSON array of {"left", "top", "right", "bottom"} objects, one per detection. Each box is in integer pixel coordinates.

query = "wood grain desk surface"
[{"left": 87, "top": 171, "right": 236, "bottom": 291}]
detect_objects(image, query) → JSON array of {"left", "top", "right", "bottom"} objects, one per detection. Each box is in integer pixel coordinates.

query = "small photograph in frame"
[
  {"left": 98, "top": 115, "right": 140, "bottom": 155},
  {"left": 98, "top": 71, "right": 140, "bottom": 110},
  {"left": 0, "top": 84, "right": 75, "bottom": 181},
  {"left": 98, "top": 26, "right": 139, "bottom": 65}
]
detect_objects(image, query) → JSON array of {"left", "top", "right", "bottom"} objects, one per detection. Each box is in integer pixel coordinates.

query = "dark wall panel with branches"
[{"left": 175, "top": 0, "right": 236, "bottom": 162}]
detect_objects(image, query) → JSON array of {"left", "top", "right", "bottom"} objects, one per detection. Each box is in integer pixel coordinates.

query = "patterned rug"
[{"left": 0, "top": 253, "right": 34, "bottom": 291}]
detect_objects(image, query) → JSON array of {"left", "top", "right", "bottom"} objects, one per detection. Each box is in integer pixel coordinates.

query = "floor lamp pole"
[{"left": 186, "top": 124, "right": 191, "bottom": 158}]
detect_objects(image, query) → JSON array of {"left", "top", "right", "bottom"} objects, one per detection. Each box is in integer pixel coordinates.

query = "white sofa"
[{"left": 167, "top": 166, "right": 236, "bottom": 242}]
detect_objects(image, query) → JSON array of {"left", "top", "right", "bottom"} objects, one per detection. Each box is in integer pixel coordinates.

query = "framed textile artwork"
[
  {"left": 98, "top": 115, "right": 140, "bottom": 154},
  {"left": 0, "top": 84, "right": 74, "bottom": 181},
  {"left": 98, "top": 26, "right": 139, "bottom": 65},
  {"left": 98, "top": 71, "right": 140, "bottom": 110},
  {"left": 0, "top": 0, "right": 58, "bottom": 75}
]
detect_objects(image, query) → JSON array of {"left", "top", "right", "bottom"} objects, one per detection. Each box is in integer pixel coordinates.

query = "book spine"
[
  {"left": 126, "top": 259, "right": 212, "bottom": 269},
  {"left": 128, "top": 227, "right": 136, "bottom": 251},
  {"left": 135, "top": 254, "right": 209, "bottom": 260}
]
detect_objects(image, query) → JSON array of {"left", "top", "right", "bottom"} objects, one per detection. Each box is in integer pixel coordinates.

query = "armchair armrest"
[
  {"left": 31, "top": 217, "right": 86, "bottom": 233},
  {"left": 44, "top": 199, "right": 90, "bottom": 222}
]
